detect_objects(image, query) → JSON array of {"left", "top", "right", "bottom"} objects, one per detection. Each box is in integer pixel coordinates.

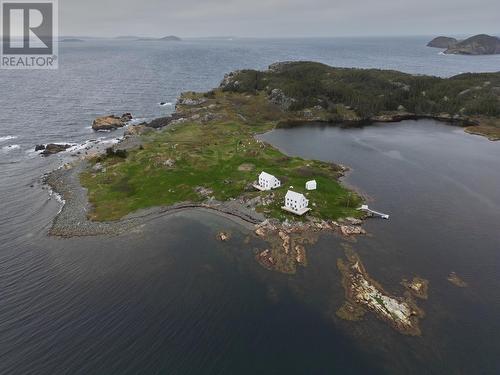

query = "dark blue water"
[{"left": 1, "top": 37, "right": 500, "bottom": 374}]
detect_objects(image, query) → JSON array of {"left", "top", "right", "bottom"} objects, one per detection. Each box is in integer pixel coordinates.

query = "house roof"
[
  {"left": 259, "top": 171, "right": 276, "bottom": 180},
  {"left": 286, "top": 190, "right": 306, "bottom": 200}
]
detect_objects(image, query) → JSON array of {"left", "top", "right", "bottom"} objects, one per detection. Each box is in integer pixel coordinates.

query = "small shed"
[{"left": 305, "top": 180, "right": 317, "bottom": 190}]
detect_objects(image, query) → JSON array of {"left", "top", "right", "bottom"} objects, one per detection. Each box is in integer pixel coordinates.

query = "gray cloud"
[{"left": 60, "top": 0, "right": 500, "bottom": 37}]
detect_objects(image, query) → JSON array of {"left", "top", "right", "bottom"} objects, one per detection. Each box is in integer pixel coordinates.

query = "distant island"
[
  {"left": 427, "top": 36, "right": 457, "bottom": 49},
  {"left": 427, "top": 34, "right": 500, "bottom": 55},
  {"left": 60, "top": 38, "right": 85, "bottom": 43},
  {"left": 136, "top": 35, "right": 182, "bottom": 41}
]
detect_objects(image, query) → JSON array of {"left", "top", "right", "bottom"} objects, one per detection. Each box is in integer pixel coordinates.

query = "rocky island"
[
  {"left": 337, "top": 248, "right": 426, "bottom": 336},
  {"left": 427, "top": 36, "right": 457, "bottom": 49},
  {"left": 428, "top": 34, "right": 500, "bottom": 55},
  {"left": 137, "top": 35, "right": 182, "bottom": 41}
]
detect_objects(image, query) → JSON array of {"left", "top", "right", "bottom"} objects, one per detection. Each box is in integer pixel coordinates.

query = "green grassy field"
[{"left": 81, "top": 92, "right": 362, "bottom": 222}]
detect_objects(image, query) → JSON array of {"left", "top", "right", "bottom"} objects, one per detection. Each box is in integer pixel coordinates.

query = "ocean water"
[{"left": 1, "top": 37, "right": 500, "bottom": 374}]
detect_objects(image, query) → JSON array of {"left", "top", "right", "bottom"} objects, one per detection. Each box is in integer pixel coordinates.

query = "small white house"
[
  {"left": 282, "top": 190, "right": 310, "bottom": 215},
  {"left": 305, "top": 180, "right": 317, "bottom": 190},
  {"left": 254, "top": 171, "right": 281, "bottom": 191}
]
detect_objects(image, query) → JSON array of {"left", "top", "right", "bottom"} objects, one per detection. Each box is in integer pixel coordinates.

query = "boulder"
[
  {"left": 41, "top": 143, "right": 72, "bottom": 156},
  {"left": 92, "top": 113, "right": 132, "bottom": 131},
  {"left": 34, "top": 144, "right": 45, "bottom": 151},
  {"left": 340, "top": 225, "right": 366, "bottom": 236}
]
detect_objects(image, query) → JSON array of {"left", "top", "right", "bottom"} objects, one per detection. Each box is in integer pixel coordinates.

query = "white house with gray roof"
[
  {"left": 282, "top": 190, "right": 310, "bottom": 215},
  {"left": 254, "top": 171, "right": 281, "bottom": 191}
]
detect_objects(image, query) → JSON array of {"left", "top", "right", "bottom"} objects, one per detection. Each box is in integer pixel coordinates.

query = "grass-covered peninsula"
[
  {"left": 81, "top": 61, "right": 500, "bottom": 223},
  {"left": 81, "top": 90, "right": 361, "bottom": 222}
]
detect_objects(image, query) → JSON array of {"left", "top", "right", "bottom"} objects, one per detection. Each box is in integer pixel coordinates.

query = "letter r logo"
[{"left": 2, "top": 1, "right": 54, "bottom": 55}]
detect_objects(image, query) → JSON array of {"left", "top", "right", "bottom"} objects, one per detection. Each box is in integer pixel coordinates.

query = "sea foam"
[{"left": 0, "top": 135, "right": 18, "bottom": 143}]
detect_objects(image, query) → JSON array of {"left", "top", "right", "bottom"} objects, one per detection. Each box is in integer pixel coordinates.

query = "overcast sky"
[{"left": 61, "top": 0, "right": 500, "bottom": 38}]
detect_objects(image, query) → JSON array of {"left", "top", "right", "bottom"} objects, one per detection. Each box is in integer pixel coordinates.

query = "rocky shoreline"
[{"left": 45, "top": 158, "right": 267, "bottom": 237}]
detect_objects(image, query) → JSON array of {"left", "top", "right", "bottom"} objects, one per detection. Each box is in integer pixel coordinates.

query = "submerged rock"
[{"left": 447, "top": 272, "right": 468, "bottom": 287}]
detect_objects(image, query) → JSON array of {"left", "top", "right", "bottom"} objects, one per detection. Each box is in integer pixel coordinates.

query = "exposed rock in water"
[
  {"left": 401, "top": 277, "right": 429, "bottom": 300},
  {"left": 40, "top": 143, "right": 72, "bottom": 156},
  {"left": 427, "top": 36, "right": 458, "bottom": 49},
  {"left": 444, "top": 34, "right": 500, "bottom": 55},
  {"left": 92, "top": 113, "right": 133, "bottom": 131},
  {"left": 34, "top": 144, "right": 45, "bottom": 151},
  {"left": 337, "top": 248, "right": 425, "bottom": 336},
  {"left": 340, "top": 225, "right": 366, "bottom": 236},
  {"left": 447, "top": 272, "right": 468, "bottom": 287},
  {"left": 217, "top": 232, "right": 231, "bottom": 241}
]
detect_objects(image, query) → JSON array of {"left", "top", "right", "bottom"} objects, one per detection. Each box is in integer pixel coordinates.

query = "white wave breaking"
[{"left": 0, "top": 135, "right": 18, "bottom": 143}]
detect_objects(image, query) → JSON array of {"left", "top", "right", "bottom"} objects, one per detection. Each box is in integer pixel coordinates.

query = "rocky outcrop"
[
  {"left": 217, "top": 232, "right": 231, "bottom": 241},
  {"left": 124, "top": 124, "right": 152, "bottom": 136},
  {"left": 268, "top": 61, "right": 299, "bottom": 73},
  {"left": 337, "top": 248, "right": 425, "bottom": 336},
  {"left": 146, "top": 113, "right": 184, "bottom": 129},
  {"left": 176, "top": 97, "right": 207, "bottom": 106},
  {"left": 444, "top": 34, "right": 500, "bottom": 55},
  {"left": 219, "top": 71, "right": 243, "bottom": 91},
  {"left": 38, "top": 143, "right": 72, "bottom": 156},
  {"left": 427, "top": 36, "right": 458, "bottom": 49},
  {"left": 268, "top": 88, "right": 296, "bottom": 111},
  {"left": 92, "top": 113, "right": 133, "bottom": 131}
]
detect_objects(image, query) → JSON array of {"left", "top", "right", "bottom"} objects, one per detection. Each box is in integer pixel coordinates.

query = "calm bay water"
[{"left": 1, "top": 37, "right": 500, "bottom": 374}]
